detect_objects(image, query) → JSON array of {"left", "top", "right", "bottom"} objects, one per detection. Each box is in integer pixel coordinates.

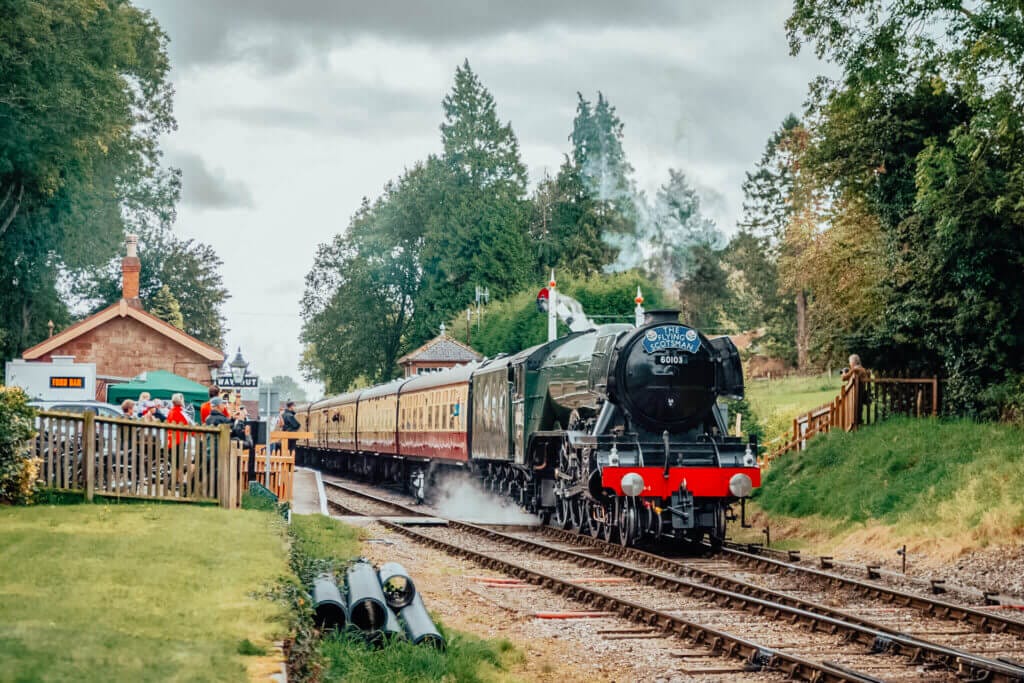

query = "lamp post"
[{"left": 230, "top": 348, "right": 248, "bottom": 385}]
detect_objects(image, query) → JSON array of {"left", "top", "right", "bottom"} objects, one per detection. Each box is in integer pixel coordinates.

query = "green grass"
[
  {"left": 319, "top": 630, "right": 521, "bottom": 683},
  {"left": 746, "top": 373, "right": 843, "bottom": 444},
  {"left": 289, "top": 514, "right": 363, "bottom": 569},
  {"left": 285, "top": 515, "right": 522, "bottom": 683},
  {"left": 0, "top": 505, "right": 289, "bottom": 683},
  {"left": 757, "top": 417, "right": 1024, "bottom": 545}
]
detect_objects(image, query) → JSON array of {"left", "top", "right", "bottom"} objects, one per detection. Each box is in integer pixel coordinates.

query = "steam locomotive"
[{"left": 296, "top": 310, "right": 760, "bottom": 547}]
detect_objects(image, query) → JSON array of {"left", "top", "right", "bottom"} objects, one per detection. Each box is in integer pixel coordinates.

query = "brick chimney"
[{"left": 122, "top": 234, "right": 142, "bottom": 307}]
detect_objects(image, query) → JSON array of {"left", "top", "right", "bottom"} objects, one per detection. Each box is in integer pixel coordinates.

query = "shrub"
[{"left": 0, "top": 386, "right": 39, "bottom": 504}]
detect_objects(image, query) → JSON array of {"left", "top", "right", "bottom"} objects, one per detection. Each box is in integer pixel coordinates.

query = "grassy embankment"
[
  {"left": 745, "top": 373, "right": 842, "bottom": 445},
  {"left": 0, "top": 504, "right": 289, "bottom": 683},
  {"left": 752, "top": 417, "right": 1024, "bottom": 557},
  {"left": 289, "top": 514, "right": 522, "bottom": 683}
]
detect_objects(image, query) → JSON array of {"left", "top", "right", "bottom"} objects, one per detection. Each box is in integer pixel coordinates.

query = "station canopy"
[{"left": 106, "top": 370, "right": 210, "bottom": 407}]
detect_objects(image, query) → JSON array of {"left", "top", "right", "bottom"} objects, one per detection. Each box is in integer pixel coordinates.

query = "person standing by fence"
[
  {"left": 841, "top": 354, "right": 872, "bottom": 426},
  {"left": 200, "top": 386, "right": 220, "bottom": 424},
  {"left": 166, "top": 393, "right": 189, "bottom": 446},
  {"left": 281, "top": 400, "right": 301, "bottom": 456}
]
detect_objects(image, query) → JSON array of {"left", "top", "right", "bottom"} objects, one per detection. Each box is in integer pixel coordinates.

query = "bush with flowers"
[{"left": 0, "top": 385, "right": 40, "bottom": 504}]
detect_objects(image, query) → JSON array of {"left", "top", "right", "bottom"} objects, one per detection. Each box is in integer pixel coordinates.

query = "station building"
[
  {"left": 397, "top": 329, "right": 482, "bottom": 377},
  {"left": 19, "top": 236, "right": 224, "bottom": 401}
]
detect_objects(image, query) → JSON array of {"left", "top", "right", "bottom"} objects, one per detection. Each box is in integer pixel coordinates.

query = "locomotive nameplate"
[{"left": 641, "top": 325, "right": 701, "bottom": 354}]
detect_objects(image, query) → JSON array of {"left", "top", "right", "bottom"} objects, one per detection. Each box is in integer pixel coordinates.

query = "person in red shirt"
[
  {"left": 200, "top": 385, "right": 220, "bottom": 424},
  {"left": 166, "top": 393, "right": 190, "bottom": 448}
]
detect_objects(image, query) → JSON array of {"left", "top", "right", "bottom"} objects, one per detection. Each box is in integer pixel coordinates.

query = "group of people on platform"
[{"left": 115, "top": 385, "right": 301, "bottom": 450}]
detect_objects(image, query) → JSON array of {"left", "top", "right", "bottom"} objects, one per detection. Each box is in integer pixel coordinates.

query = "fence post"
[
  {"left": 84, "top": 411, "right": 96, "bottom": 502},
  {"left": 931, "top": 376, "right": 939, "bottom": 416},
  {"left": 217, "top": 425, "right": 231, "bottom": 509},
  {"left": 230, "top": 443, "right": 240, "bottom": 509}
]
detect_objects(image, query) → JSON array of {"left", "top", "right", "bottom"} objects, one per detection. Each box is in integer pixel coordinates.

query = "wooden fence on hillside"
[
  {"left": 32, "top": 411, "right": 241, "bottom": 508},
  {"left": 762, "top": 376, "right": 939, "bottom": 467}
]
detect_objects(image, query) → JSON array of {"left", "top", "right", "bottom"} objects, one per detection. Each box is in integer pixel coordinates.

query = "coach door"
[{"left": 511, "top": 364, "right": 525, "bottom": 464}]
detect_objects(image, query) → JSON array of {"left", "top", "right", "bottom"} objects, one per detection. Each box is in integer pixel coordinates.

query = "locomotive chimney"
[{"left": 643, "top": 309, "right": 680, "bottom": 325}]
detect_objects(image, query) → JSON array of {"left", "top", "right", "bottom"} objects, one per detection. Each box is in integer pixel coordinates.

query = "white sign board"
[{"left": 5, "top": 357, "right": 96, "bottom": 402}]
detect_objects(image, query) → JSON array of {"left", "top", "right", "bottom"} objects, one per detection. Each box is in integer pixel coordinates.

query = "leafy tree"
[
  {"left": 565, "top": 93, "right": 638, "bottom": 270},
  {"left": 149, "top": 284, "right": 184, "bottom": 329},
  {"left": 644, "top": 169, "right": 721, "bottom": 293},
  {"left": 676, "top": 245, "right": 730, "bottom": 332},
  {"left": 735, "top": 117, "right": 813, "bottom": 369},
  {"left": 414, "top": 61, "right": 532, "bottom": 342},
  {"left": 301, "top": 163, "right": 431, "bottom": 392},
  {"left": 789, "top": 1, "right": 1024, "bottom": 415},
  {"left": 739, "top": 114, "right": 802, "bottom": 245},
  {"left": 530, "top": 157, "right": 618, "bottom": 276},
  {"left": 0, "top": 0, "right": 177, "bottom": 359},
  {"left": 265, "top": 375, "right": 307, "bottom": 403},
  {"left": 80, "top": 227, "right": 229, "bottom": 348}
]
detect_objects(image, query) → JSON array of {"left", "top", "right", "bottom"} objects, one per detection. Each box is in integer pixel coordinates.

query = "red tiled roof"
[{"left": 397, "top": 335, "right": 482, "bottom": 365}]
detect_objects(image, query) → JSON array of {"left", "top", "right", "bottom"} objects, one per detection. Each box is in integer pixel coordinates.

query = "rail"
[
  {"left": 321, "top": 479, "right": 1024, "bottom": 682},
  {"left": 31, "top": 410, "right": 240, "bottom": 508},
  {"left": 762, "top": 376, "right": 939, "bottom": 467}
]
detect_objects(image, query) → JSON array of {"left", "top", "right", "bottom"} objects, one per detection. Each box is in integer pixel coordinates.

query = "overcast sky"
[{"left": 134, "top": 1, "right": 827, "bottom": 400}]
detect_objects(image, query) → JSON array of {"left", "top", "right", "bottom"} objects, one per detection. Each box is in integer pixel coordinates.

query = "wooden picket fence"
[
  {"left": 229, "top": 431, "right": 310, "bottom": 504},
  {"left": 32, "top": 411, "right": 240, "bottom": 508},
  {"left": 234, "top": 452, "right": 295, "bottom": 503},
  {"left": 762, "top": 376, "right": 939, "bottom": 467}
]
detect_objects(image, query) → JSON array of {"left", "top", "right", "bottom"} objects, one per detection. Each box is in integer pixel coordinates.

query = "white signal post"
[
  {"left": 548, "top": 270, "right": 558, "bottom": 342},
  {"left": 634, "top": 287, "right": 645, "bottom": 328}
]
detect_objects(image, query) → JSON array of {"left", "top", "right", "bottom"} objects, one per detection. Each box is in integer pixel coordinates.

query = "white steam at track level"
[{"left": 431, "top": 475, "right": 538, "bottom": 525}]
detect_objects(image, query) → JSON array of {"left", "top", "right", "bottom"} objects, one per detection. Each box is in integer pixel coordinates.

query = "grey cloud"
[
  {"left": 211, "top": 83, "right": 439, "bottom": 137},
  {"left": 171, "top": 152, "right": 255, "bottom": 210},
  {"left": 138, "top": 0, "right": 701, "bottom": 70}
]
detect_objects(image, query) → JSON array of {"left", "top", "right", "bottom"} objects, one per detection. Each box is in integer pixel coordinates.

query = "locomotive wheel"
[
  {"left": 586, "top": 501, "right": 603, "bottom": 539},
  {"left": 708, "top": 505, "right": 727, "bottom": 550},
  {"left": 553, "top": 495, "right": 572, "bottom": 529},
  {"left": 603, "top": 500, "right": 618, "bottom": 544},
  {"left": 619, "top": 499, "right": 639, "bottom": 547},
  {"left": 642, "top": 503, "right": 663, "bottom": 539},
  {"left": 570, "top": 498, "right": 586, "bottom": 534}
]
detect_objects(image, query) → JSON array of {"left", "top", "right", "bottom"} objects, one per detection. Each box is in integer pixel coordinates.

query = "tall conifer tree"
[{"left": 416, "top": 61, "right": 531, "bottom": 341}]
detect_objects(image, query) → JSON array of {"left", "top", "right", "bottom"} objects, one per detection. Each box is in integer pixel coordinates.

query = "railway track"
[
  {"left": 720, "top": 541, "right": 1024, "bottom": 607},
  {"left": 320, "top": 478, "right": 1024, "bottom": 682}
]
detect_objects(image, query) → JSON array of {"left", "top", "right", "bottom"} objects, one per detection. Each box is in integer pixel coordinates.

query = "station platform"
[{"left": 291, "top": 467, "right": 327, "bottom": 516}]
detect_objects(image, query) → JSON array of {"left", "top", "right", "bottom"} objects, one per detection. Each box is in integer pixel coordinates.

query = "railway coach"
[{"left": 297, "top": 309, "right": 760, "bottom": 548}]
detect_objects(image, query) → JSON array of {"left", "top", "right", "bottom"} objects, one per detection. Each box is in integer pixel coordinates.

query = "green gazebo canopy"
[{"left": 106, "top": 370, "right": 209, "bottom": 408}]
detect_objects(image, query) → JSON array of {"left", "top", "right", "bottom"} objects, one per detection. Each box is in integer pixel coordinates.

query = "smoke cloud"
[
  {"left": 431, "top": 474, "right": 538, "bottom": 525},
  {"left": 580, "top": 154, "right": 723, "bottom": 284}
]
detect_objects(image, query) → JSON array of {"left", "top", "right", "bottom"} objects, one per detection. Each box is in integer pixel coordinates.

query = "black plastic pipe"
[
  {"left": 378, "top": 562, "right": 416, "bottom": 610},
  {"left": 399, "top": 592, "right": 445, "bottom": 649},
  {"left": 346, "top": 561, "right": 388, "bottom": 631},
  {"left": 312, "top": 573, "right": 348, "bottom": 631}
]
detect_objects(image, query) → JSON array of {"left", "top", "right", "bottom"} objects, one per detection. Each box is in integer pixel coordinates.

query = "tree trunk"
[{"left": 795, "top": 289, "right": 809, "bottom": 372}]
